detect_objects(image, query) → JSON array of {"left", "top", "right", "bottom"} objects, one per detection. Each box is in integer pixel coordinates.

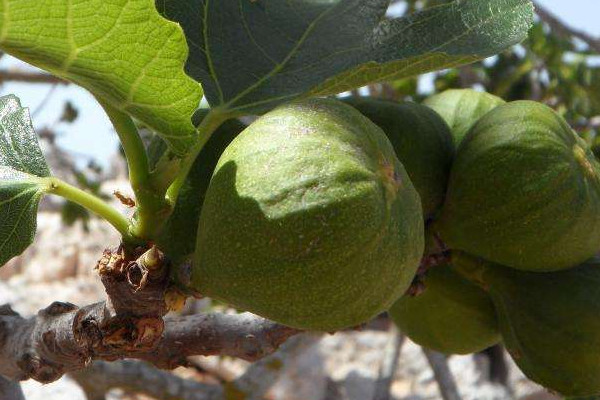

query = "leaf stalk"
[
  {"left": 98, "top": 99, "right": 170, "bottom": 240},
  {"left": 165, "top": 109, "right": 230, "bottom": 204},
  {"left": 43, "top": 177, "right": 136, "bottom": 243}
]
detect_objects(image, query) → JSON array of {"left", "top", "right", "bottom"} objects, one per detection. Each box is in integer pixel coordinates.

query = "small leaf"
[
  {"left": 0, "top": 95, "right": 51, "bottom": 267},
  {"left": 0, "top": 0, "right": 203, "bottom": 155},
  {"left": 158, "top": 0, "right": 533, "bottom": 114}
]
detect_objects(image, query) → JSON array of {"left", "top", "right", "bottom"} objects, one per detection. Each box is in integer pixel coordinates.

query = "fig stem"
[
  {"left": 98, "top": 99, "right": 173, "bottom": 240},
  {"left": 450, "top": 251, "right": 489, "bottom": 289},
  {"left": 165, "top": 108, "right": 230, "bottom": 205},
  {"left": 42, "top": 177, "right": 137, "bottom": 243},
  {"left": 98, "top": 99, "right": 150, "bottom": 197}
]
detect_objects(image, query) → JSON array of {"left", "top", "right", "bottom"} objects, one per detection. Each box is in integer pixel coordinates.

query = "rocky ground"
[{"left": 0, "top": 180, "right": 559, "bottom": 400}]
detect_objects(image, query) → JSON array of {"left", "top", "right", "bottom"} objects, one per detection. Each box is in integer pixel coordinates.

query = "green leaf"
[
  {"left": 0, "top": 95, "right": 51, "bottom": 267},
  {"left": 157, "top": 0, "right": 533, "bottom": 114},
  {"left": 0, "top": 0, "right": 203, "bottom": 155}
]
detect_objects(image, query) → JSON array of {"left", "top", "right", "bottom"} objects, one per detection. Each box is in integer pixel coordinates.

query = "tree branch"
[
  {"left": 70, "top": 334, "right": 319, "bottom": 400},
  {"left": 534, "top": 2, "right": 600, "bottom": 54},
  {"left": 0, "top": 70, "right": 69, "bottom": 85},
  {"left": 0, "top": 246, "right": 300, "bottom": 383},
  {"left": 70, "top": 360, "right": 223, "bottom": 400},
  {"left": 423, "top": 349, "right": 462, "bottom": 400},
  {"left": 231, "top": 334, "right": 322, "bottom": 400},
  {"left": 0, "top": 375, "right": 25, "bottom": 400},
  {"left": 146, "top": 313, "right": 301, "bottom": 369},
  {"left": 372, "top": 327, "right": 405, "bottom": 400}
]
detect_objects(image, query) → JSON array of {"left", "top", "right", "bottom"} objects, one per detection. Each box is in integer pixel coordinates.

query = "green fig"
[
  {"left": 423, "top": 89, "right": 505, "bottom": 145},
  {"left": 193, "top": 98, "right": 424, "bottom": 331},
  {"left": 389, "top": 264, "right": 500, "bottom": 355},
  {"left": 437, "top": 101, "right": 600, "bottom": 271},
  {"left": 466, "top": 256, "right": 600, "bottom": 397},
  {"left": 344, "top": 97, "right": 455, "bottom": 218}
]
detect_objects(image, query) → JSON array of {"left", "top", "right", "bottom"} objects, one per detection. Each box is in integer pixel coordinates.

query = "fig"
[
  {"left": 437, "top": 101, "right": 600, "bottom": 271},
  {"left": 389, "top": 264, "right": 499, "bottom": 355},
  {"left": 423, "top": 89, "right": 504, "bottom": 144},
  {"left": 344, "top": 97, "right": 454, "bottom": 218},
  {"left": 464, "top": 255, "right": 600, "bottom": 396},
  {"left": 193, "top": 98, "right": 424, "bottom": 331}
]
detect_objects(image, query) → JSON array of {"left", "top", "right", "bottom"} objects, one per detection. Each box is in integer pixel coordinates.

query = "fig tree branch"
[
  {"left": 423, "top": 349, "right": 462, "bottom": 400},
  {"left": 533, "top": 2, "right": 600, "bottom": 54},
  {"left": 0, "top": 246, "right": 300, "bottom": 383},
  {"left": 231, "top": 334, "right": 322, "bottom": 400},
  {"left": 69, "top": 334, "right": 319, "bottom": 400},
  {"left": 69, "top": 360, "right": 223, "bottom": 400}
]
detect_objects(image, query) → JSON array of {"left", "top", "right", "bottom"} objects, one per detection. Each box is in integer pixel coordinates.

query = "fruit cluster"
[{"left": 192, "top": 90, "right": 600, "bottom": 396}]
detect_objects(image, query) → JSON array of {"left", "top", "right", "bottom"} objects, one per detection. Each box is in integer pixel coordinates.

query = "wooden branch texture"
[
  {"left": 70, "top": 360, "right": 223, "bottom": 400},
  {"left": 0, "top": 246, "right": 300, "bottom": 383}
]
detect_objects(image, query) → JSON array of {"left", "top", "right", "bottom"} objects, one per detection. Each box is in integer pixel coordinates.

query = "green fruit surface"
[
  {"left": 193, "top": 98, "right": 424, "bottom": 331},
  {"left": 389, "top": 264, "right": 499, "bottom": 355},
  {"left": 157, "top": 117, "right": 246, "bottom": 261},
  {"left": 344, "top": 97, "right": 454, "bottom": 218},
  {"left": 481, "top": 257, "right": 600, "bottom": 396},
  {"left": 437, "top": 100, "right": 600, "bottom": 271},
  {"left": 423, "top": 89, "right": 505, "bottom": 145}
]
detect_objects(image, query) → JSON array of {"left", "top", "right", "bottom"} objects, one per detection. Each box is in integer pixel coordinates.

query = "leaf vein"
[
  {"left": 0, "top": 184, "right": 38, "bottom": 208},
  {"left": 204, "top": 0, "right": 224, "bottom": 103},
  {"left": 224, "top": 2, "right": 336, "bottom": 108},
  {"left": 239, "top": 1, "right": 278, "bottom": 66}
]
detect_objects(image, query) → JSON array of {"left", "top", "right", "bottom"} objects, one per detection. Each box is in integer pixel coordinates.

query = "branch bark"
[
  {"left": 70, "top": 360, "right": 223, "bottom": 400},
  {"left": 0, "top": 246, "right": 300, "bottom": 383},
  {"left": 70, "top": 334, "right": 319, "bottom": 400}
]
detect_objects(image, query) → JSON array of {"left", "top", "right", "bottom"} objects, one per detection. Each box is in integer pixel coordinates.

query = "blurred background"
[{"left": 0, "top": 0, "right": 598, "bottom": 399}]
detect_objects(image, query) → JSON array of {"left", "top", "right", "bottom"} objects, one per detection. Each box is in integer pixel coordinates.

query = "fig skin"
[
  {"left": 437, "top": 100, "right": 600, "bottom": 271},
  {"left": 423, "top": 89, "right": 505, "bottom": 145},
  {"left": 193, "top": 98, "right": 424, "bottom": 331},
  {"left": 389, "top": 264, "right": 500, "bottom": 355},
  {"left": 344, "top": 97, "right": 454, "bottom": 219},
  {"left": 460, "top": 255, "right": 600, "bottom": 397}
]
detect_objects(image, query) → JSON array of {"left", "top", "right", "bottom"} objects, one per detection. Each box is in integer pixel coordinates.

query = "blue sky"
[{"left": 1, "top": 0, "right": 598, "bottom": 170}]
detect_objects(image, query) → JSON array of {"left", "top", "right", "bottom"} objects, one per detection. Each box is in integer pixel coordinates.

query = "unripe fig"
[
  {"left": 423, "top": 89, "right": 505, "bottom": 144},
  {"left": 437, "top": 101, "right": 600, "bottom": 271},
  {"left": 389, "top": 264, "right": 499, "bottom": 355},
  {"left": 461, "top": 255, "right": 600, "bottom": 396},
  {"left": 193, "top": 98, "right": 424, "bottom": 331},
  {"left": 344, "top": 98, "right": 454, "bottom": 218}
]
